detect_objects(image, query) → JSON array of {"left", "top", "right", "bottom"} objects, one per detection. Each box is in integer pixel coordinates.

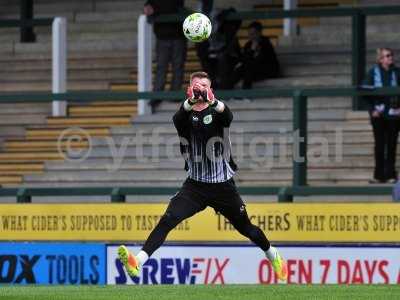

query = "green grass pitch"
[{"left": 0, "top": 285, "right": 399, "bottom": 300}]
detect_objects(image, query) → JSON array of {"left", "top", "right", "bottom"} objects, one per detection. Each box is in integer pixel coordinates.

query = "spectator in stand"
[
  {"left": 364, "top": 48, "right": 400, "bottom": 184},
  {"left": 144, "top": 0, "right": 187, "bottom": 112},
  {"left": 199, "top": 0, "right": 213, "bottom": 15},
  {"left": 195, "top": 7, "right": 242, "bottom": 89},
  {"left": 232, "top": 21, "right": 280, "bottom": 89}
]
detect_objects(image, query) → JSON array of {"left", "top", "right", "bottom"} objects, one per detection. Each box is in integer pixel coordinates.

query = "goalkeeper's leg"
[
  {"left": 118, "top": 186, "right": 205, "bottom": 277},
  {"left": 219, "top": 204, "right": 288, "bottom": 281}
]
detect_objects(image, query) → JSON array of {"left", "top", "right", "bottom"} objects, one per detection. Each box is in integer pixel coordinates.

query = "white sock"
[
  {"left": 265, "top": 246, "right": 277, "bottom": 261},
  {"left": 136, "top": 250, "right": 149, "bottom": 266}
]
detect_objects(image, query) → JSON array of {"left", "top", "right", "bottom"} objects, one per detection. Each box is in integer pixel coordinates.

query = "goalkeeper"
[{"left": 118, "top": 71, "right": 287, "bottom": 281}]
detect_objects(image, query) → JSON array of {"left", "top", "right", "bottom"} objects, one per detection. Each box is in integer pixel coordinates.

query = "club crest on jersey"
[{"left": 203, "top": 114, "right": 212, "bottom": 124}]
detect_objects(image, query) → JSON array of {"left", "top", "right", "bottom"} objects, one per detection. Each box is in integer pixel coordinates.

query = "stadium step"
[
  {"left": 0, "top": 152, "right": 64, "bottom": 162},
  {"left": 346, "top": 111, "right": 370, "bottom": 124},
  {"left": 129, "top": 72, "right": 191, "bottom": 83},
  {"left": 242, "top": 18, "right": 319, "bottom": 28},
  {"left": 4, "top": 140, "right": 89, "bottom": 152},
  {"left": 0, "top": 175, "right": 23, "bottom": 184},
  {"left": 0, "top": 162, "right": 44, "bottom": 175},
  {"left": 41, "top": 142, "right": 373, "bottom": 160},
  {"left": 44, "top": 156, "right": 376, "bottom": 172},
  {"left": 110, "top": 74, "right": 352, "bottom": 92},
  {"left": 237, "top": 27, "right": 283, "bottom": 39},
  {"left": 0, "top": 68, "right": 133, "bottom": 82},
  {"left": 17, "top": 178, "right": 390, "bottom": 188},
  {"left": 156, "top": 97, "right": 352, "bottom": 111},
  {"left": 47, "top": 130, "right": 374, "bottom": 151},
  {"left": 255, "top": 0, "right": 356, "bottom": 9},
  {"left": 74, "top": 11, "right": 138, "bottom": 23},
  {"left": 0, "top": 81, "right": 110, "bottom": 92},
  {"left": 0, "top": 115, "right": 47, "bottom": 126},
  {"left": 46, "top": 116, "right": 132, "bottom": 127},
  {"left": 72, "top": 101, "right": 138, "bottom": 107},
  {"left": 119, "top": 120, "right": 356, "bottom": 134},
  {"left": 68, "top": 103, "right": 137, "bottom": 117},
  {"left": 133, "top": 109, "right": 346, "bottom": 123},
  {"left": 21, "top": 168, "right": 374, "bottom": 184},
  {"left": 128, "top": 63, "right": 352, "bottom": 82},
  {"left": 25, "top": 127, "right": 111, "bottom": 140},
  {"left": 0, "top": 56, "right": 135, "bottom": 72}
]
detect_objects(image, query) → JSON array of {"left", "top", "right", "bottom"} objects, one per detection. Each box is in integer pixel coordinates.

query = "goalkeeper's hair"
[{"left": 190, "top": 71, "right": 210, "bottom": 84}]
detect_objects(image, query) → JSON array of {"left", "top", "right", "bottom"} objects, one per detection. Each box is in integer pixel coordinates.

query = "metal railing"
[
  {"left": 0, "top": 186, "right": 282, "bottom": 203},
  {"left": 278, "top": 186, "right": 393, "bottom": 202},
  {"left": 0, "top": 185, "right": 394, "bottom": 203}
]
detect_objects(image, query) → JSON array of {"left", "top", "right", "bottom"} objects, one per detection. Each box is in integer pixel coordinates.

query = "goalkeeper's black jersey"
[{"left": 173, "top": 102, "right": 237, "bottom": 183}]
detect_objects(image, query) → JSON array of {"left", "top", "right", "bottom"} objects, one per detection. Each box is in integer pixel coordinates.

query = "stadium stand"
[
  {"left": 0, "top": 2, "right": 398, "bottom": 293},
  {"left": 0, "top": 0, "right": 398, "bottom": 203}
]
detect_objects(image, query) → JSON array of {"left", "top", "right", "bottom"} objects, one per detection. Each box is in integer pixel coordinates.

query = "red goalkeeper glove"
[
  {"left": 204, "top": 87, "right": 215, "bottom": 105},
  {"left": 186, "top": 85, "right": 198, "bottom": 105}
]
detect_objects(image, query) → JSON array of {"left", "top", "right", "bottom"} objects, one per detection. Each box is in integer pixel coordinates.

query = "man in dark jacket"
[
  {"left": 144, "top": 1, "right": 187, "bottom": 111},
  {"left": 195, "top": 8, "right": 242, "bottom": 89},
  {"left": 233, "top": 21, "right": 280, "bottom": 89}
]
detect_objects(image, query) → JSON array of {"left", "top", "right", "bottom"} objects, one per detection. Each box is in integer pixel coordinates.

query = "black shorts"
[{"left": 164, "top": 177, "right": 246, "bottom": 223}]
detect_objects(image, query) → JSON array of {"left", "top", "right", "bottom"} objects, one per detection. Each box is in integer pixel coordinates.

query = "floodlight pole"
[{"left": 52, "top": 17, "right": 67, "bottom": 117}]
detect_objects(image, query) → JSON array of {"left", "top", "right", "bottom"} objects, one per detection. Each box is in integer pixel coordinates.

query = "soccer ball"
[{"left": 183, "top": 13, "right": 212, "bottom": 43}]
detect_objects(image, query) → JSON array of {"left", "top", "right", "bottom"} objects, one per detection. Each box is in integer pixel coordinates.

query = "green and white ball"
[{"left": 183, "top": 13, "right": 212, "bottom": 43}]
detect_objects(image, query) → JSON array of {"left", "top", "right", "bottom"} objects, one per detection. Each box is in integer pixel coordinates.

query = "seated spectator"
[
  {"left": 144, "top": 0, "right": 187, "bottom": 112},
  {"left": 232, "top": 21, "right": 280, "bottom": 89},
  {"left": 195, "top": 7, "right": 242, "bottom": 89},
  {"left": 364, "top": 48, "right": 400, "bottom": 183}
]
